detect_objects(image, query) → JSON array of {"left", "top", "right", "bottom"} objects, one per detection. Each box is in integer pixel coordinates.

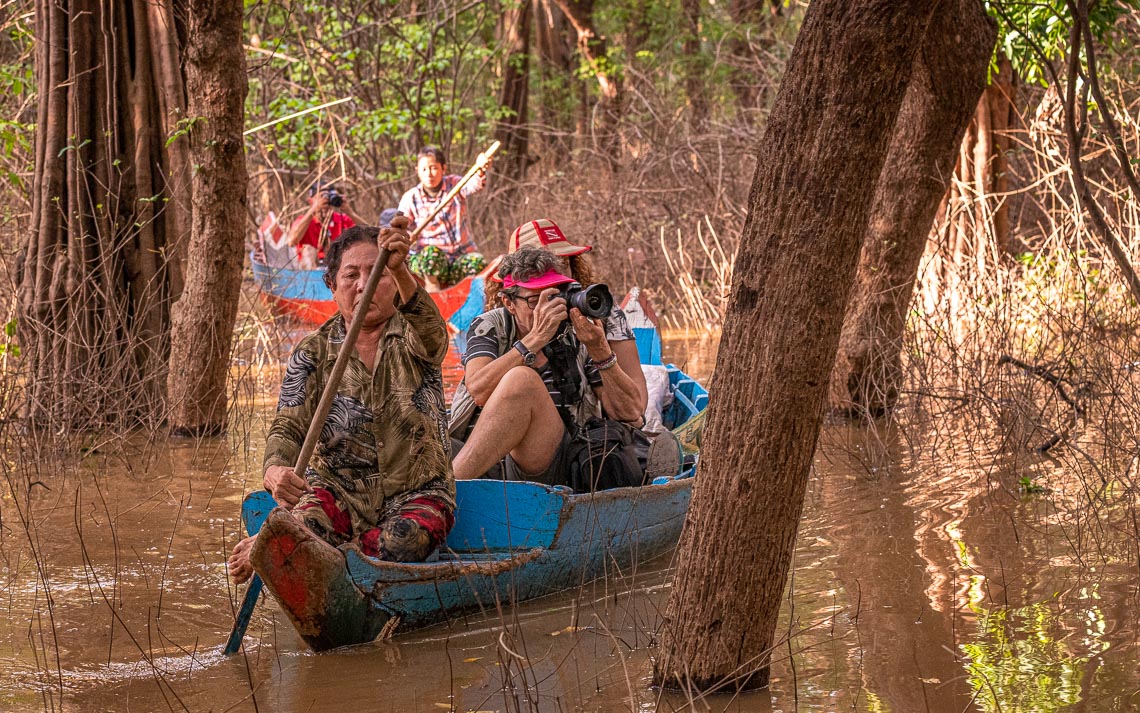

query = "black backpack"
[{"left": 565, "top": 418, "right": 651, "bottom": 492}]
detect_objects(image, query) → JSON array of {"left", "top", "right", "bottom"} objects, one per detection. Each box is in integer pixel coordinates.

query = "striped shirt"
[
  {"left": 398, "top": 173, "right": 485, "bottom": 257},
  {"left": 462, "top": 306, "right": 634, "bottom": 414}
]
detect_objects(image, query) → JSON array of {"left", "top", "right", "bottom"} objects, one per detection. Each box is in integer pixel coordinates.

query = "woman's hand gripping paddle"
[{"left": 223, "top": 141, "right": 500, "bottom": 656}]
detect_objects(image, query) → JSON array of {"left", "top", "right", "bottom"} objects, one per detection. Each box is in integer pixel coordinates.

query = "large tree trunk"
[
  {"left": 652, "top": 0, "right": 936, "bottom": 693},
  {"left": 495, "top": 0, "right": 533, "bottom": 187},
  {"left": 22, "top": 0, "right": 178, "bottom": 430},
  {"left": 167, "top": 0, "right": 248, "bottom": 436},
  {"left": 827, "top": 0, "right": 995, "bottom": 417}
]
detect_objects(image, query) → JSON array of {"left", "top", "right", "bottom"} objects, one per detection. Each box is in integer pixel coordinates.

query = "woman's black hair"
[
  {"left": 417, "top": 146, "right": 447, "bottom": 165},
  {"left": 323, "top": 226, "right": 379, "bottom": 289}
]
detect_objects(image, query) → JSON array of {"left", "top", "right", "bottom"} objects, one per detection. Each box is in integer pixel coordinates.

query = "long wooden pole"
[{"left": 224, "top": 141, "right": 499, "bottom": 656}]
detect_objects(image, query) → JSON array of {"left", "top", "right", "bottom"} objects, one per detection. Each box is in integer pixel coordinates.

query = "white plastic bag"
[{"left": 641, "top": 364, "right": 673, "bottom": 434}]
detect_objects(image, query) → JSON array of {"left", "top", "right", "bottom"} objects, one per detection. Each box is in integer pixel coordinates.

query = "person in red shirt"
[{"left": 287, "top": 181, "right": 362, "bottom": 268}]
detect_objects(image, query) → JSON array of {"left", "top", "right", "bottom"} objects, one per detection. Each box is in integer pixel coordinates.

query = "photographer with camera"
[
  {"left": 448, "top": 243, "right": 650, "bottom": 490},
  {"left": 287, "top": 180, "right": 363, "bottom": 269}
]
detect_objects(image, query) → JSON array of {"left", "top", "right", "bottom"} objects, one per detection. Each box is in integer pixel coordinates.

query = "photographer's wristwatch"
[{"left": 513, "top": 340, "right": 537, "bottom": 367}]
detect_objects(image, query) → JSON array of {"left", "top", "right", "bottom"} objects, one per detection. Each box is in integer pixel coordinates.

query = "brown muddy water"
[{"left": 2, "top": 330, "right": 1138, "bottom": 712}]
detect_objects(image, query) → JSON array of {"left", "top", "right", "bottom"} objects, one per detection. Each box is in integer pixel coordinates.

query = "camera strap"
[{"left": 542, "top": 327, "right": 585, "bottom": 434}]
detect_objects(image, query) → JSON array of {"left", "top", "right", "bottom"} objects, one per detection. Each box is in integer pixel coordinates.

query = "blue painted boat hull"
[
  {"left": 250, "top": 253, "right": 499, "bottom": 334},
  {"left": 244, "top": 355, "right": 707, "bottom": 650}
]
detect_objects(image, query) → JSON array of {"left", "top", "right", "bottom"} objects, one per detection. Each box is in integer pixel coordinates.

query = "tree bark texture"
[
  {"left": 167, "top": 0, "right": 249, "bottom": 436},
  {"left": 22, "top": 0, "right": 180, "bottom": 429},
  {"left": 828, "top": 0, "right": 995, "bottom": 417},
  {"left": 652, "top": 0, "right": 936, "bottom": 693},
  {"left": 495, "top": 0, "right": 533, "bottom": 186},
  {"left": 954, "top": 55, "right": 1015, "bottom": 253}
]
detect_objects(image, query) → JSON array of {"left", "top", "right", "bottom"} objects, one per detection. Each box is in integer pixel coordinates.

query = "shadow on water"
[{"left": 1, "top": 330, "right": 1137, "bottom": 711}]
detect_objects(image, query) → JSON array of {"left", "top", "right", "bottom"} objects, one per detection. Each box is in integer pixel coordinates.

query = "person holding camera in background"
[
  {"left": 448, "top": 224, "right": 650, "bottom": 489},
  {"left": 288, "top": 180, "right": 363, "bottom": 269}
]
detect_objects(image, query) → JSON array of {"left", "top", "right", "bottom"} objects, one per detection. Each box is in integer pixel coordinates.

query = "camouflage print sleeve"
[
  {"left": 398, "top": 286, "right": 449, "bottom": 366},
  {"left": 263, "top": 337, "right": 323, "bottom": 472}
]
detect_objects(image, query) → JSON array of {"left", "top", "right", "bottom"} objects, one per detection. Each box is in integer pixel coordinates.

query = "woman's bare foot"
[{"left": 228, "top": 535, "right": 258, "bottom": 585}]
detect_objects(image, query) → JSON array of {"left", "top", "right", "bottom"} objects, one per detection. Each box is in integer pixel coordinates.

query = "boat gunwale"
[{"left": 343, "top": 473, "right": 696, "bottom": 580}]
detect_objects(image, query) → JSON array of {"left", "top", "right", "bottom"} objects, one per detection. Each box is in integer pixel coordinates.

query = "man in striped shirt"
[{"left": 399, "top": 146, "right": 489, "bottom": 288}]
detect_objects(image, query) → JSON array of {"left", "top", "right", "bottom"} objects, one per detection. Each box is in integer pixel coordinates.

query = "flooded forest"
[{"left": 2, "top": 0, "right": 1140, "bottom": 711}]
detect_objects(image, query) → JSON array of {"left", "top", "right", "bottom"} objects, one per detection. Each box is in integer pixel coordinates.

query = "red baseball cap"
[
  {"left": 502, "top": 268, "right": 576, "bottom": 290},
  {"left": 509, "top": 219, "right": 592, "bottom": 257}
]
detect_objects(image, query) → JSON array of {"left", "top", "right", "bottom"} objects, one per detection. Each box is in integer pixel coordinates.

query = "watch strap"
[{"left": 513, "top": 340, "right": 535, "bottom": 365}]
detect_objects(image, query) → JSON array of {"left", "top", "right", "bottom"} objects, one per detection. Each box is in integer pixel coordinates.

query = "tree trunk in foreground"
[
  {"left": 167, "top": 0, "right": 248, "bottom": 436},
  {"left": 21, "top": 0, "right": 180, "bottom": 430},
  {"left": 653, "top": 0, "right": 935, "bottom": 693},
  {"left": 828, "top": 0, "right": 995, "bottom": 417}
]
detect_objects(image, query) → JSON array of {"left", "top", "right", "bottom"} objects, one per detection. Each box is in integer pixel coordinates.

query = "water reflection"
[{"left": 1, "top": 330, "right": 1138, "bottom": 711}]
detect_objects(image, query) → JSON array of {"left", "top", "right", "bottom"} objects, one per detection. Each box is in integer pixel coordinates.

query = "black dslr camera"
[
  {"left": 324, "top": 187, "right": 344, "bottom": 208},
  {"left": 544, "top": 281, "right": 615, "bottom": 411},
  {"left": 557, "top": 281, "right": 613, "bottom": 319}
]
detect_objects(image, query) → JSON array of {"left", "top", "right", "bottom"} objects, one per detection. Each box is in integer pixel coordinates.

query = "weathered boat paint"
[
  {"left": 250, "top": 254, "right": 501, "bottom": 330},
  {"left": 243, "top": 365, "right": 706, "bottom": 651}
]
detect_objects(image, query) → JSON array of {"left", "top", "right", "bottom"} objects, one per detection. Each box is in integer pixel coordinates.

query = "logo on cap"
[{"left": 509, "top": 218, "right": 592, "bottom": 257}]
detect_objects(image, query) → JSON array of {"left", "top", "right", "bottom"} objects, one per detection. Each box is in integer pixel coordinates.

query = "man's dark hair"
[
  {"left": 309, "top": 178, "right": 336, "bottom": 196},
  {"left": 323, "top": 226, "right": 379, "bottom": 289},
  {"left": 417, "top": 146, "right": 447, "bottom": 165}
]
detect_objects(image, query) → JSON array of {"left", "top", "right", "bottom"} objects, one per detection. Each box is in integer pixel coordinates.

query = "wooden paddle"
[{"left": 224, "top": 141, "right": 499, "bottom": 656}]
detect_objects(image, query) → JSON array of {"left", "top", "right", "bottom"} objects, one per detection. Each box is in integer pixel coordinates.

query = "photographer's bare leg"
[{"left": 453, "top": 366, "right": 564, "bottom": 479}]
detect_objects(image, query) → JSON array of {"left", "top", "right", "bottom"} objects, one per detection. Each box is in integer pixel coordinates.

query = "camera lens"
[{"left": 574, "top": 284, "right": 613, "bottom": 319}]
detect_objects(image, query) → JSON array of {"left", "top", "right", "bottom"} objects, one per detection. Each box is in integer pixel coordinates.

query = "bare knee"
[{"left": 487, "top": 366, "right": 547, "bottom": 406}]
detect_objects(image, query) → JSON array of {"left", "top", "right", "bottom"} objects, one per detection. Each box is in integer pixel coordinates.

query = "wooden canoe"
[
  {"left": 242, "top": 288, "right": 704, "bottom": 651},
  {"left": 242, "top": 364, "right": 707, "bottom": 652}
]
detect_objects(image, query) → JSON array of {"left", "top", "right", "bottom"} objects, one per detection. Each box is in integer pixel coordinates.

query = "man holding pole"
[
  {"left": 399, "top": 146, "right": 490, "bottom": 288},
  {"left": 227, "top": 216, "right": 455, "bottom": 584}
]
